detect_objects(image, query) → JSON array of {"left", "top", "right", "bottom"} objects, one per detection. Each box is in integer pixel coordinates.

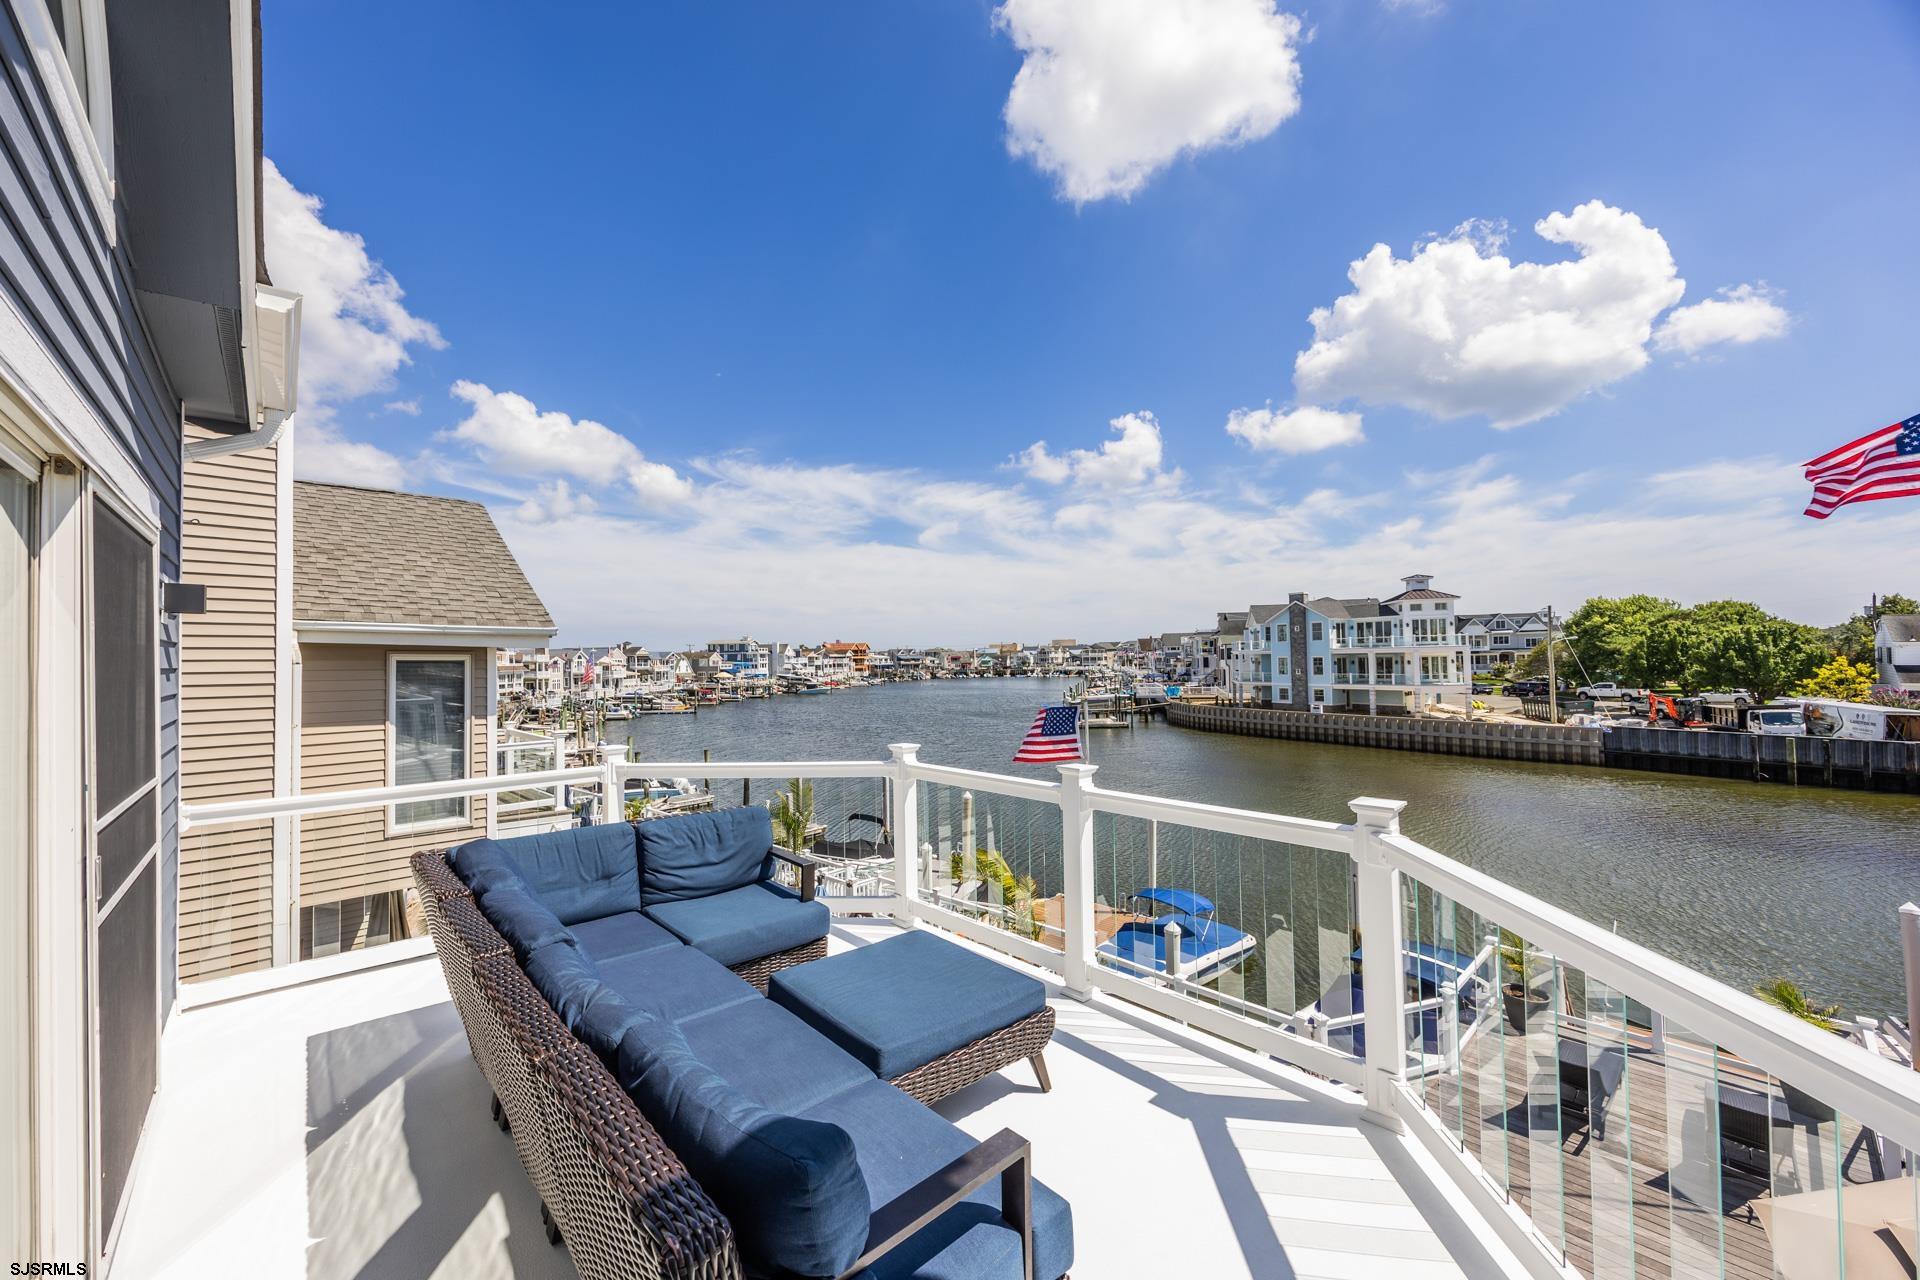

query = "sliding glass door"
[
  {"left": 0, "top": 455, "right": 34, "bottom": 1264},
  {"left": 89, "top": 494, "right": 159, "bottom": 1242}
]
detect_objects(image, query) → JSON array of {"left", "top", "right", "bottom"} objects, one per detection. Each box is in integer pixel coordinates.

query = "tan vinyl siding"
[
  {"left": 178, "top": 425, "right": 279, "bottom": 981},
  {"left": 297, "top": 645, "right": 492, "bottom": 907}
]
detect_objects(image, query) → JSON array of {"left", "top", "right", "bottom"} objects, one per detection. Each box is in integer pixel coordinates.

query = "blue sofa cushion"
[
  {"left": 474, "top": 878, "right": 577, "bottom": 963},
  {"left": 523, "top": 938, "right": 603, "bottom": 1032},
  {"left": 449, "top": 837, "right": 530, "bottom": 898},
  {"left": 644, "top": 881, "right": 829, "bottom": 969},
  {"left": 769, "top": 930, "right": 1047, "bottom": 1080},
  {"left": 609, "top": 1018, "right": 870, "bottom": 1278},
  {"left": 469, "top": 825, "right": 643, "bottom": 925},
  {"left": 803, "top": 1079, "right": 1074, "bottom": 1280},
  {"left": 678, "top": 998, "right": 873, "bottom": 1115},
  {"left": 598, "top": 944, "right": 760, "bottom": 1026},
  {"left": 570, "top": 911, "right": 680, "bottom": 965},
  {"left": 635, "top": 806, "right": 777, "bottom": 905}
]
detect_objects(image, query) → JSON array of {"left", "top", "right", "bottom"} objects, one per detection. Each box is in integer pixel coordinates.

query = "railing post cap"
[
  {"left": 1348, "top": 796, "right": 1407, "bottom": 829},
  {"left": 888, "top": 742, "right": 921, "bottom": 761},
  {"left": 1056, "top": 762, "right": 1098, "bottom": 782},
  {"left": 1902, "top": 901, "right": 1920, "bottom": 919},
  {"left": 602, "top": 742, "right": 629, "bottom": 761}
]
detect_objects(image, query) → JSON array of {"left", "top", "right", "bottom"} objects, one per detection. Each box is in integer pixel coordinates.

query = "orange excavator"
[{"left": 1646, "top": 694, "right": 1712, "bottom": 728}]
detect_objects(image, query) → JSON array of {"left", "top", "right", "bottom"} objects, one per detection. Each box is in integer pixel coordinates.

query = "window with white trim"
[{"left": 391, "top": 655, "right": 470, "bottom": 831}]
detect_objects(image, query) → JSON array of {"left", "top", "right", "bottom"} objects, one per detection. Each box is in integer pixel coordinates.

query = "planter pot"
[{"left": 1502, "top": 983, "right": 1529, "bottom": 1034}]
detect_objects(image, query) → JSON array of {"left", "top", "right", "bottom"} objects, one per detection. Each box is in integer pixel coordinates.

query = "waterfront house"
[
  {"left": 1875, "top": 614, "right": 1920, "bottom": 694},
  {"left": 825, "top": 638, "right": 873, "bottom": 676},
  {"left": 710, "top": 635, "right": 771, "bottom": 680},
  {"left": 1240, "top": 575, "right": 1469, "bottom": 713},
  {"left": 1458, "top": 609, "right": 1552, "bottom": 676}
]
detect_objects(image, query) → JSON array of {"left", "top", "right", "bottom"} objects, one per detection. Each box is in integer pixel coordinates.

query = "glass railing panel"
[
  {"left": 915, "top": 780, "right": 1062, "bottom": 945},
  {"left": 1522, "top": 943, "right": 1566, "bottom": 1261},
  {"left": 1662, "top": 1016, "right": 1725, "bottom": 1279},
  {"left": 694, "top": 773, "right": 895, "bottom": 901},
  {"left": 1089, "top": 810, "right": 1358, "bottom": 1061},
  {"left": 1579, "top": 972, "right": 1635, "bottom": 1280}
]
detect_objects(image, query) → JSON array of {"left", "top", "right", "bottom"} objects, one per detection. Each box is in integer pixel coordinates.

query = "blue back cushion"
[
  {"left": 608, "top": 1018, "right": 869, "bottom": 1276},
  {"left": 523, "top": 938, "right": 603, "bottom": 1031},
  {"left": 457, "top": 826, "right": 642, "bottom": 925},
  {"left": 450, "top": 838, "right": 529, "bottom": 898},
  {"left": 474, "top": 879, "right": 577, "bottom": 962},
  {"left": 636, "top": 807, "right": 775, "bottom": 905}
]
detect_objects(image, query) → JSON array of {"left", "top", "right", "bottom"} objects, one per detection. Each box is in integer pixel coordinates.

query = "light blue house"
[{"left": 1239, "top": 576, "right": 1469, "bottom": 713}]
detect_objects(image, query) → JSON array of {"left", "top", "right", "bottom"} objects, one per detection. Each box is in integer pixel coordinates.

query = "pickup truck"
[{"left": 1576, "top": 682, "right": 1634, "bottom": 699}]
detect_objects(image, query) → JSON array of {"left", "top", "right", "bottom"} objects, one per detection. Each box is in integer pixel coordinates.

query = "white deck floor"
[{"left": 111, "top": 919, "right": 1530, "bottom": 1280}]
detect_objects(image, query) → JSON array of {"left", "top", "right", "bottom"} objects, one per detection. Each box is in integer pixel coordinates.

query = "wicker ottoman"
[{"left": 768, "top": 929, "right": 1055, "bottom": 1105}]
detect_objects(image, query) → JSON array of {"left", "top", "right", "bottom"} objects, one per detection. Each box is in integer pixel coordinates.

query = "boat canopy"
[
  {"left": 1134, "top": 887, "right": 1214, "bottom": 915},
  {"left": 1348, "top": 940, "right": 1478, "bottom": 990}
]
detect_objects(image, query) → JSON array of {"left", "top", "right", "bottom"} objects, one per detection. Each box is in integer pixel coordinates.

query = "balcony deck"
[{"left": 111, "top": 918, "right": 1529, "bottom": 1280}]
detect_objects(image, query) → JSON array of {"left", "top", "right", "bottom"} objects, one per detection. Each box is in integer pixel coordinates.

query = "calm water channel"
[{"left": 621, "top": 678, "right": 1920, "bottom": 1016}]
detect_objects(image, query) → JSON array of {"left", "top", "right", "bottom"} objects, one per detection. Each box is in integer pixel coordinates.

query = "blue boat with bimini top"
[{"left": 1097, "top": 888, "right": 1256, "bottom": 980}]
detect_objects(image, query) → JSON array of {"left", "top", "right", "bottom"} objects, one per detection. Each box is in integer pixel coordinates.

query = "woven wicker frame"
[
  {"left": 410, "top": 850, "right": 743, "bottom": 1280},
  {"left": 887, "top": 1006, "right": 1057, "bottom": 1105},
  {"left": 726, "top": 936, "right": 828, "bottom": 993}
]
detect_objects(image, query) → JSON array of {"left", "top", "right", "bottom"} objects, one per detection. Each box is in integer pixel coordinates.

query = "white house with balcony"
[
  {"left": 709, "top": 636, "right": 771, "bottom": 680},
  {"left": 1458, "top": 610, "right": 1551, "bottom": 675},
  {"left": 1239, "top": 575, "right": 1469, "bottom": 713}
]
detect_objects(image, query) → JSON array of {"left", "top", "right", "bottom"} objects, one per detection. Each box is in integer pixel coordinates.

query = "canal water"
[{"left": 621, "top": 678, "right": 1920, "bottom": 1018}]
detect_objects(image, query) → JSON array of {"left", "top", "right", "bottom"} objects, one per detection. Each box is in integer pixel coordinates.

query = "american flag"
[
  {"left": 1013, "top": 705, "right": 1082, "bottom": 763},
  {"left": 1803, "top": 413, "right": 1920, "bottom": 519}
]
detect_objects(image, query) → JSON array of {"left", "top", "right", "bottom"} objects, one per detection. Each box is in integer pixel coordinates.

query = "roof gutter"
[{"left": 184, "top": 284, "right": 302, "bottom": 463}]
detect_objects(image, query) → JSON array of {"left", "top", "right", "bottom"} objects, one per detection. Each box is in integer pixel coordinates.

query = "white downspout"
[{"left": 181, "top": 408, "right": 293, "bottom": 462}]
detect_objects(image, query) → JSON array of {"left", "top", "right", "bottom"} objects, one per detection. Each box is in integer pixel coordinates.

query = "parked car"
[
  {"left": 1698, "top": 689, "right": 1756, "bottom": 708},
  {"left": 1506, "top": 679, "right": 1569, "bottom": 698},
  {"left": 1471, "top": 682, "right": 1495, "bottom": 695}
]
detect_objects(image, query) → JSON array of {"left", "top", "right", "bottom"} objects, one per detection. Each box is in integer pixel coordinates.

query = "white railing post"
[
  {"left": 888, "top": 743, "right": 920, "bottom": 924},
  {"left": 1351, "top": 795, "right": 1409, "bottom": 1133},
  {"left": 1163, "top": 920, "right": 1184, "bottom": 982},
  {"left": 1058, "top": 762, "right": 1098, "bottom": 1000},
  {"left": 600, "top": 742, "right": 628, "bottom": 824}
]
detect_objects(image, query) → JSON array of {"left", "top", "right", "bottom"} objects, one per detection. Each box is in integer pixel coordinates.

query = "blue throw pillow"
[
  {"left": 523, "top": 939, "right": 604, "bottom": 1032},
  {"left": 476, "top": 879, "right": 577, "bottom": 962},
  {"left": 611, "top": 1019, "right": 870, "bottom": 1277},
  {"left": 573, "top": 984, "right": 657, "bottom": 1061},
  {"left": 450, "top": 837, "right": 529, "bottom": 898},
  {"left": 636, "top": 807, "right": 777, "bottom": 905}
]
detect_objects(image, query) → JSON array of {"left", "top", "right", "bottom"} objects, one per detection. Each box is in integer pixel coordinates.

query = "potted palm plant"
[
  {"left": 1498, "top": 929, "right": 1546, "bottom": 1033},
  {"left": 1754, "top": 978, "right": 1842, "bottom": 1121},
  {"left": 771, "top": 778, "right": 815, "bottom": 856}
]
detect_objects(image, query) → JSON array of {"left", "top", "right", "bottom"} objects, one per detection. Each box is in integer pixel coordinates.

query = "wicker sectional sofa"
[{"left": 412, "top": 806, "right": 1073, "bottom": 1280}]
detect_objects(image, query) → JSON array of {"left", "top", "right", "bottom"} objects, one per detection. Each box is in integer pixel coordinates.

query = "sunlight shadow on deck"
[{"left": 305, "top": 1005, "right": 576, "bottom": 1280}]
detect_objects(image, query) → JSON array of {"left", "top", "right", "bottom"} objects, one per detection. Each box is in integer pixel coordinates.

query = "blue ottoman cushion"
[
  {"left": 803, "top": 1078, "right": 1075, "bottom": 1280},
  {"left": 636, "top": 806, "right": 777, "bottom": 905},
  {"left": 644, "top": 881, "right": 829, "bottom": 969},
  {"left": 570, "top": 910, "right": 680, "bottom": 964},
  {"left": 770, "top": 930, "right": 1046, "bottom": 1079}
]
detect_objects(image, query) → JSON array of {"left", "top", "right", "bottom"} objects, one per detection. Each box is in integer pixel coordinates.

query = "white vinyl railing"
[{"left": 179, "top": 740, "right": 1920, "bottom": 1280}]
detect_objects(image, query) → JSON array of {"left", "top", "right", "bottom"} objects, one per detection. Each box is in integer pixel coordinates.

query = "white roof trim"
[{"left": 296, "top": 620, "right": 557, "bottom": 647}]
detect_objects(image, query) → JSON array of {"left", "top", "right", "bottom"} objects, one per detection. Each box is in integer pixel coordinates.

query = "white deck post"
[
  {"left": 1164, "top": 921, "right": 1184, "bottom": 982},
  {"left": 600, "top": 742, "right": 628, "bottom": 824},
  {"left": 1058, "top": 762, "right": 1098, "bottom": 1000},
  {"left": 1351, "top": 795, "right": 1409, "bottom": 1133},
  {"left": 889, "top": 743, "right": 920, "bottom": 924}
]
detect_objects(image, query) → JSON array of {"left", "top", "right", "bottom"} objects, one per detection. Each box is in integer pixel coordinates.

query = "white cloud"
[
  {"left": 1226, "top": 404, "right": 1365, "bottom": 454},
  {"left": 384, "top": 398, "right": 422, "bottom": 416},
  {"left": 1293, "top": 201, "right": 1691, "bottom": 428},
  {"left": 1017, "top": 412, "right": 1176, "bottom": 489},
  {"left": 1653, "top": 283, "right": 1790, "bottom": 356},
  {"left": 995, "top": 0, "right": 1303, "bottom": 203},
  {"left": 443, "top": 381, "right": 692, "bottom": 508},
  {"left": 295, "top": 419, "right": 408, "bottom": 490},
  {"left": 264, "top": 159, "right": 444, "bottom": 487},
  {"left": 515, "top": 479, "right": 599, "bottom": 524},
  {"left": 263, "top": 159, "right": 444, "bottom": 411}
]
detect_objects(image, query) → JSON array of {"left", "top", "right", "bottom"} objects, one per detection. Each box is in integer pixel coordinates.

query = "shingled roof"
[{"left": 293, "top": 482, "right": 555, "bottom": 632}]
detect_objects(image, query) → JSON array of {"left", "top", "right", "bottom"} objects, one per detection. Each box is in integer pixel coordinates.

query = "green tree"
[
  {"left": 1677, "top": 600, "right": 1829, "bottom": 700},
  {"left": 1563, "top": 595, "right": 1684, "bottom": 688},
  {"left": 1794, "top": 654, "right": 1876, "bottom": 702}
]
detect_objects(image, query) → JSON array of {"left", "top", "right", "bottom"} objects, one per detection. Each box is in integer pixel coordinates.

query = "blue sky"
[{"left": 263, "top": 0, "right": 1920, "bottom": 647}]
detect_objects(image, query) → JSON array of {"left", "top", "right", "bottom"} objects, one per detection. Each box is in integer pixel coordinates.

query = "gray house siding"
[{"left": 0, "top": 7, "right": 185, "bottom": 1012}]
